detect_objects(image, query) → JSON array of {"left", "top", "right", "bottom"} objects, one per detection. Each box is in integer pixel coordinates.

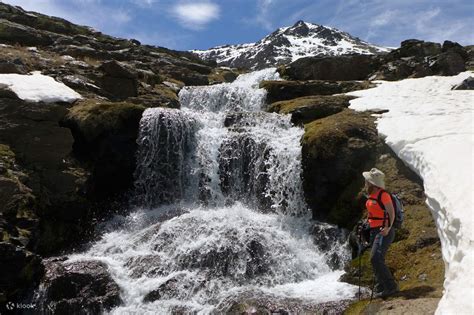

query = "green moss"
[
  {"left": 269, "top": 95, "right": 354, "bottom": 114},
  {"left": 0, "top": 143, "right": 15, "bottom": 169},
  {"left": 344, "top": 300, "right": 371, "bottom": 315},
  {"left": 153, "top": 84, "right": 178, "bottom": 101},
  {"left": 66, "top": 100, "right": 145, "bottom": 142},
  {"left": 302, "top": 109, "right": 375, "bottom": 159}
]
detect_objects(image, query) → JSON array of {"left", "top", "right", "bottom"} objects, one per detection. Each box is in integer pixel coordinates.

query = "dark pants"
[{"left": 370, "top": 227, "right": 397, "bottom": 292}]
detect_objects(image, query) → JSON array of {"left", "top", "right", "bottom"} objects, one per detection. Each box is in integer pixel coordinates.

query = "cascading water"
[{"left": 67, "top": 68, "right": 357, "bottom": 313}]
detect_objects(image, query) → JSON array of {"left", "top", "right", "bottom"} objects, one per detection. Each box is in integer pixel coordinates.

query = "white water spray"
[{"left": 68, "top": 68, "right": 357, "bottom": 313}]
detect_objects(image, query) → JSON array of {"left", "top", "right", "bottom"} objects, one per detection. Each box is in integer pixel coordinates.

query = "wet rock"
[
  {"left": 0, "top": 242, "right": 43, "bottom": 304},
  {"left": 452, "top": 76, "right": 474, "bottom": 90},
  {"left": 36, "top": 258, "right": 122, "bottom": 313},
  {"left": 143, "top": 273, "right": 206, "bottom": 303},
  {"left": 311, "top": 223, "right": 348, "bottom": 269},
  {"left": 279, "top": 54, "right": 382, "bottom": 81},
  {"left": 218, "top": 134, "right": 271, "bottom": 209},
  {"left": 268, "top": 95, "right": 355, "bottom": 125},
  {"left": 125, "top": 255, "right": 163, "bottom": 278},
  {"left": 260, "top": 80, "right": 372, "bottom": 104},
  {"left": 217, "top": 290, "right": 352, "bottom": 314},
  {"left": 301, "top": 109, "right": 379, "bottom": 227}
]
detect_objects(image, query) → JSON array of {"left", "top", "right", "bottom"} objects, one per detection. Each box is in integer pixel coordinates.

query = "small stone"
[
  {"left": 400, "top": 274, "right": 408, "bottom": 281},
  {"left": 418, "top": 273, "right": 428, "bottom": 281}
]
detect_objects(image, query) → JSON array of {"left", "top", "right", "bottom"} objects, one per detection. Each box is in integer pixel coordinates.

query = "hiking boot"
[{"left": 374, "top": 284, "right": 399, "bottom": 299}]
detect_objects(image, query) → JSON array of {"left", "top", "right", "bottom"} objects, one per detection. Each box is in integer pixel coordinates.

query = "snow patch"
[
  {"left": 348, "top": 72, "right": 474, "bottom": 314},
  {"left": 0, "top": 71, "right": 82, "bottom": 103}
]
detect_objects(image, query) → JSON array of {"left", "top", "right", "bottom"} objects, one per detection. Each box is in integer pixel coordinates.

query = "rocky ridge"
[{"left": 192, "top": 20, "right": 389, "bottom": 69}]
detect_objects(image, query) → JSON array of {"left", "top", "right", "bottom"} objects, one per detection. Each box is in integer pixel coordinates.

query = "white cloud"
[
  {"left": 371, "top": 10, "right": 397, "bottom": 27},
  {"left": 131, "top": 0, "right": 157, "bottom": 8},
  {"left": 172, "top": 2, "right": 220, "bottom": 30}
]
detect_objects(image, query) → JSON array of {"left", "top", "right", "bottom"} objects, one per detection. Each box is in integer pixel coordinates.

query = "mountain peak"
[{"left": 192, "top": 21, "right": 389, "bottom": 70}]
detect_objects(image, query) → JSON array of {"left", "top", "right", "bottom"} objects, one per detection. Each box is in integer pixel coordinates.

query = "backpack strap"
[{"left": 367, "top": 189, "right": 389, "bottom": 226}]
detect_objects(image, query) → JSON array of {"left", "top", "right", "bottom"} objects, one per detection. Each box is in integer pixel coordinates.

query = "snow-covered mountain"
[{"left": 192, "top": 21, "right": 390, "bottom": 69}]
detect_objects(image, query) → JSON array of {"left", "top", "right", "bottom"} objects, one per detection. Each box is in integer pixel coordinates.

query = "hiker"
[{"left": 363, "top": 168, "right": 399, "bottom": 298}]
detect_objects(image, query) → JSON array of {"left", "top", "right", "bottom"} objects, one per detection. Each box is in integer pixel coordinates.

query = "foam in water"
[{"left": 65, "top": 68, "right": 357, "bottom": 313}]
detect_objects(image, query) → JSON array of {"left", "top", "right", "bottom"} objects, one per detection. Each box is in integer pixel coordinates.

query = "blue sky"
[{"left": 4, "top": 0, "right": 474, "bottom": 50}]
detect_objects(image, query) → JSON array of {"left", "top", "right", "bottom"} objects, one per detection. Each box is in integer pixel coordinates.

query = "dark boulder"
[
  {"left": 35, "top": 258, "right": 122, "bottom": 314},
  {"left": 301, "top": 109, "right": 380, "bottom": 228},
  {"left": 452, "top": 76, "right": 474, "bottom": 90},
  {"left": 99, "top": 60, "right": 136, "bottom": 79},
  {"left": 261, "top": 80, "right": 372, "bottom": 104},
  {"left": 0, "top": 98, "right": 91, "bottom": 255},
  {"left": 394, "top": 39, "right": 442, "bottom": 58},
  {"left": 0, "top": 242, "right": 43, "bottom": 304},
  {"left": 61, "top": 100, "right": 145, "bottom": 199},
  {"left": 442, "top": 40, "right": 468, "bottom": 59},
  {"left": 279, "top": 55, "right": 382, "bottom": 81},
  {"left": 98, "top": 60, "right": 139, "bottom": 100},
  {"left": 430, "top": 51, "right": 466, "bottom": 76},
  {"left": 0, "top": 61, "right": 26, "bottom": 74}
]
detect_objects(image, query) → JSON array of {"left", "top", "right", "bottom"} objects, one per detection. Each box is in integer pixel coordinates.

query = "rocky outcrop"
[
  {"left": 61, "top": 100, "right": 145, "bottom": 199},
  {"left": 260, "top": 80, "right": 373, "bottom": 104},
  {"left": 268, "top": 95, "right": 355, "bottom": 125},
  {"left": 35, "top": 258, "right": 122, "bottom": 313},
  {"left": 0, "top": 19, "right": 53, "bottom": 46},
  {"left": 98, "top": 60, "right": 139, "bottom": 100},
  {"left": 280, "top": 39, "right": 469, "bottom": 82},
  {"left": 301, "top": 109, "right": 380, "bottom": 228},
  {"left": 279, "top": 54, "right": 382, "bottom": 81},
  {"left": 0, "top": 242, "right": 43, "bottom": 304},
  {"left": 0, "top": 98, "right": 91, "bottom": 254}
]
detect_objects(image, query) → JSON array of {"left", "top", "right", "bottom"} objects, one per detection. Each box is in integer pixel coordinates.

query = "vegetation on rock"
[{"left": 268, "top": 95, "right": 355, "bottom": 125}]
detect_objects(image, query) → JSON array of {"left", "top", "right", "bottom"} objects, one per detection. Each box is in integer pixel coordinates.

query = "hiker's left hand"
[{"left": 380, "top": 227, "right": 390, "bottom": 236}]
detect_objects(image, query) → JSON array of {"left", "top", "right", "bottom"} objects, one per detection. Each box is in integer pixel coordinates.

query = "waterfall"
[{"left": 67, "top": 68, "right": 357, "bottom": 313}]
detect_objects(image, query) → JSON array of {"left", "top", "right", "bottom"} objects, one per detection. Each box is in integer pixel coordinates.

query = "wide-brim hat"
[{"left": 362, "top": 168, "right": 385, "bottom": 189}]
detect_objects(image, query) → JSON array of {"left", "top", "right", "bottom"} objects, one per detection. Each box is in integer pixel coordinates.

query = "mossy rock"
[
  {"left": 260, "top": 80, "right": 373, "bottom": 104},
  {"left": 0, "top": 143, "right": 15, "bottom": 171},
  {"left": 62, "top": 99, "right": 145, "bottom": 198},
  {"left": 268, "top": 95, "right": 355, "bottom": 125},
  {"left": 153, "top": 84, "right": 178, "bottom": 102},
  {"left": 301, "top": 109, "right": 379, "bottom": 227},
  {"left": 208, "top": 68, "right": 239, "bottom": 84},
  {"left": 64, "top": 100, "right": 145, "bottom": 144}
]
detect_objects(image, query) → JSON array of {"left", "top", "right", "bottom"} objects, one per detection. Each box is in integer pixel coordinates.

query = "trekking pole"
[{"left": 358, "top": 230, "right": 362, "bottom": 301}]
